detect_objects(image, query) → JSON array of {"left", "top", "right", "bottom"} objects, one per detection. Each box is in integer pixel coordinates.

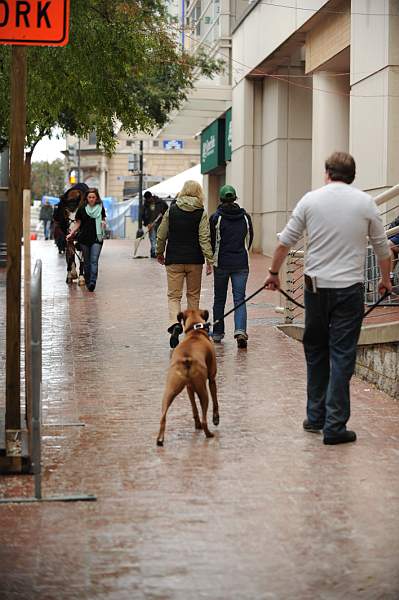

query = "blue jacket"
[{"left": 210, "top": 202, "right": 254, "bottom": 270}]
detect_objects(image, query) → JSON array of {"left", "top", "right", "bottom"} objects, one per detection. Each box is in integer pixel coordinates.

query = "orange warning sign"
[{"left": 0, "top": 0, "right": 70, "bottom": 46}]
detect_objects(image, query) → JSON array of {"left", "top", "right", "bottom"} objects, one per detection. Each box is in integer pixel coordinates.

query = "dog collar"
[{"left": 185, "top": 322, "right": 210, "bottom": 334}]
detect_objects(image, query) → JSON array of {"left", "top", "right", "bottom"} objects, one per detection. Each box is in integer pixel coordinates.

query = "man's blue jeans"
[
  {"left": 213, "top": 268, "right": 249, "bottom": 339},
  {"left": 149, "top": 226, "right": 157, "bottom": 257},
  {"left": 303, "top": 283, "right": 364, "bottom": 436},
  {"left": 43, "top": 220, "right": 51, "bottom": 240},
  {"left": 81, "top": 242, "right": 103, "bottom": 286}
]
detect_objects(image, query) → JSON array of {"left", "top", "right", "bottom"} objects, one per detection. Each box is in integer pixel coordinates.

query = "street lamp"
[{"left": 130, "top": 140, "right": 144, "bottom": 239}]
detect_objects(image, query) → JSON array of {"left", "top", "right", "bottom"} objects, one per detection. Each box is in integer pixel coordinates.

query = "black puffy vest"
[{"left": 165, "top": 205, "right": 205, "bottom": 265}]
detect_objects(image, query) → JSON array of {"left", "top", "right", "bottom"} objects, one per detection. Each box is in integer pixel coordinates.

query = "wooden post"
[{"left": 5, "top": 46, "right": 27, "bottom": 438}]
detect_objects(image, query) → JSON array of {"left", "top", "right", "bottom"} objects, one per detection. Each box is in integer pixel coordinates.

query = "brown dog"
[{"left": 157, "top": 309, "right": 219, "bottom": 446}]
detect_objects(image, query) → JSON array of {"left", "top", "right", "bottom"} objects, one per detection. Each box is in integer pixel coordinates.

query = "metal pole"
[
  {"left": 136, "top": 140, "right": 144, "bottom": 239},
  {"left": 77, "top": 138, "right": 81, "bottom": 183},
  {"left": 30, "top": 260, "right": 42, "bottom": 500}
]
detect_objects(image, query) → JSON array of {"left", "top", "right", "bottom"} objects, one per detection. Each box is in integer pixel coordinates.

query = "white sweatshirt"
[{"left": 278, "top": 182, "right": 390, "bottom": 288}]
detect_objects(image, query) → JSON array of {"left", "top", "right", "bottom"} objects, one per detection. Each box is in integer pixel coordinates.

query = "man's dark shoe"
[
  {"left": 303, "top": 419, "right": 323, "bottom": 433},
  {"left": 168, "top": 323, "right": 183, "bottom": 349},
  {"left": 87, "top": 283, "right": 96, "bottom": 292},
  {"left": 323, "top": 430, "right": 357, "bottom": 445}
]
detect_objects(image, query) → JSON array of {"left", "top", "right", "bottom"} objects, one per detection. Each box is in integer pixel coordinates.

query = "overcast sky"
[{"left": 32, "top": 131, "right": 66, "bottom": 163}]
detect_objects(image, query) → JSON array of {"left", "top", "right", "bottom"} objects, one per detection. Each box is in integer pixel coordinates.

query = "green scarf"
[{"left": 85, "top": 203, "right": 103, "bottom": 242}]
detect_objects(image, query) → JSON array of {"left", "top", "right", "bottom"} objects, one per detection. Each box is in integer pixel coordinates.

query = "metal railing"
[
  {"left": 280, "top": 185, "right": 399, "bottom": 324},
  {"left": 0, "top": 259, "right": 96, "bottom": 504}
]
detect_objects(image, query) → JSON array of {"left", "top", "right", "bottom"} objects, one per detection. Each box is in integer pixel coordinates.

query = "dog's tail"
[{"left": 182, "top": 355, "right": 193, "bottom": 372}]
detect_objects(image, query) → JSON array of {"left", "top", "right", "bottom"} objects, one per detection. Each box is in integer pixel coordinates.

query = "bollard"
[{"left": 31, "top": 260, "right": 42, "bottom": 499}]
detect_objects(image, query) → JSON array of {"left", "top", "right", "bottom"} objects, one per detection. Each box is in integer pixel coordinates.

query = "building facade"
[
  {"left": 200, "top": 0, "right": 399, "bottom": 255},
  {"left": 158, "top": 0, "right": 248, "bottom": 159},
  {"left": 65, "top": 130, "right": 200, "bottom": 200}
]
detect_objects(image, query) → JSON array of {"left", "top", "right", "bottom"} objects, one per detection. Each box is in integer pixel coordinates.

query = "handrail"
[
  {"left": 374, "top": 184, "right": 399, "bottom": 206},
  {"left": 387, "top": 224, "right": 399, "bottom": 237},
  {"left": 280, "top": 183, "right": 399, "bottom": 322}
]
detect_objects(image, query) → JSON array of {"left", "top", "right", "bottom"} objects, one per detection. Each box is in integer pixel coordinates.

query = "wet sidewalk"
[{"left": 0, "top": 240, "right": 399, "bottom": 600}]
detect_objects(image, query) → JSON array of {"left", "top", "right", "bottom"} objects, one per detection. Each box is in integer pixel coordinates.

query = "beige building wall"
[
  {"left": 312, "top": 73, "right": 350, "bottom": 188},
  {"left": 230, "top": 0, "right": 399, "bottom": 255},
  {"left": 350, "top": 0, "right": 399, "bottom": 193},
  {"left": 232, "top": 1, "right": 329, "bottom": 81},
  {"left": 230, "top": 70, "right": 312, "bottom": 255},
  {"left": 305, "top": 1, "right": 350, "bottom": 73}
]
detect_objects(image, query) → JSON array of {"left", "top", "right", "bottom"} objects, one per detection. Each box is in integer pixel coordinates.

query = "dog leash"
[
  {"left": 210, "top": 284, "right": 395, "bottom": 330},
  {"left": 212, "top": 285, "right": 304, "bottom": 328}
]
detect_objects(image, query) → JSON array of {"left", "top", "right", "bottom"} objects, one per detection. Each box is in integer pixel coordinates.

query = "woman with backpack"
[
  {"left": 156, "top": 180, "right": 214, "bottom": 348},
  {"left": 66, "top": 187, "right": 107, "bottom": 292},
  {"left": 210, "top": 185, "right": 253, "bottom": 348}
]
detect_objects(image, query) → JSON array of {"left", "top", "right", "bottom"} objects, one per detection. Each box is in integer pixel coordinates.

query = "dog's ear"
[
  {"left": 201, "top": 310, "right": 209, "bottom": 322},
  {"left": 177, "top": 312, "right": 185, "bottom": 324}
]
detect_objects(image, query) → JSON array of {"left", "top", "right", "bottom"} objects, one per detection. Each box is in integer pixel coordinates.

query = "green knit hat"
[{"left": 219, "top": 184, "right": 237, "bottom": 202}]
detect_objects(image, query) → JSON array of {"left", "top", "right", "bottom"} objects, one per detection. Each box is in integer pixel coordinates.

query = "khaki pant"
[{"left": 166, "top": 264, "right": 203, "bottom": 326}]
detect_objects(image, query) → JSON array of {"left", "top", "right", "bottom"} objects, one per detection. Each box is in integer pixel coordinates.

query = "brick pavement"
[{"left": 0, "top": 240, "right": 399, "bottom": 600}]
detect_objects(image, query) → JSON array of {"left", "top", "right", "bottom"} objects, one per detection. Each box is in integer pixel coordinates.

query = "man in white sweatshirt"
[{"left": 264, "top": 152, "right": 392, "bottom": 445}]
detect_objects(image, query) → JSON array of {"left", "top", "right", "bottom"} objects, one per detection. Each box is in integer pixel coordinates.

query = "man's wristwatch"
[{"left": 268, "top": 269, "right": 279, "bottom": 276}]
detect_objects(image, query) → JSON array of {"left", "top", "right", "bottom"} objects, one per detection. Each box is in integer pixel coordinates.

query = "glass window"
[{"left": 88, "top": 131, "right": 97, "bottom": 146}]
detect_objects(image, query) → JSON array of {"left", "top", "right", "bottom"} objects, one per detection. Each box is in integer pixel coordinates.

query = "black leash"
[
  {"left": 211, "top": 284, "right": 395, "bottom": 330},
  {"left": 363, "top": 290, "right": 391, "bottom": 317},
  {"left": 212, "top": 285, "right": 266, "bottom": 327}
]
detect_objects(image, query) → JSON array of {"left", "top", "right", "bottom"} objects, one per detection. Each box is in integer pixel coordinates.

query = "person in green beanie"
[{"left": 210, "top": 185, "right": 253, "bottom": 348}]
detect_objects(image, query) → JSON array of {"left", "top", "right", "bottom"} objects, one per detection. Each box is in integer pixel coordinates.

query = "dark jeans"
[
  {"left": 303, "top": 283, "right": 364, "bottom": 436},
  {"left": 81, "top": 242, "right": 103, "bottom": 286},
  {"left": 213, "top": 268, "right": 249, "bottom": 338},
  {"left": 149, "top": 226, "right": 157, "bottom": 257},
  {"left": 42, "top": 220, "right": 51, "bottom": 240}
]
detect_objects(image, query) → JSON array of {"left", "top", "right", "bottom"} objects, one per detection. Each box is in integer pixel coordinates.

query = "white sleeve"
[
  {"left": 278, "top": 197, "right": 307, "bottom": 247},
  {"left": 368, "top": 199, "right": 390, "bottom": 260}
]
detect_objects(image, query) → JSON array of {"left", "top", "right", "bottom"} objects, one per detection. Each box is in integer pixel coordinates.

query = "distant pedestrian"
[
  {"left": 143, "top": 191, "right": 168, "bottom": 258},
  {"left": 264, "top": 151, "right": 391, "bottom": 445},
  {"left": 66, "top": 188, "right": 107, "bottom": 292},
  {"left": 210, "top": 185, "right": 253, "bottom": 348},
  {"left": 157, "top": 180, "right": 213, "bottom": 348},
  {"left": 39, "top": 199, "right": 53, "bottom": 240}
]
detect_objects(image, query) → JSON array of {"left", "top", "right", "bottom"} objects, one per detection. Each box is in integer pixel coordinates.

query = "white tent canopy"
[{"left": 144, "top": 164, "right": 202, "bottom": 198}]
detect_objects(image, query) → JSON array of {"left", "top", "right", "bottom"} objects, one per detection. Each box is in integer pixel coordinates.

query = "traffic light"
[
  {"left": 128, "top": 153, "right": 140, "bottom": 172},
  {"left": 68, "top": 143, "right": 78, "bottom": 166}
]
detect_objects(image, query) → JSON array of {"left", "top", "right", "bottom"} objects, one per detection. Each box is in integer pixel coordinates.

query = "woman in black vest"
[{"left": 157, "top": 180, "right": 214, "bottom": 348}]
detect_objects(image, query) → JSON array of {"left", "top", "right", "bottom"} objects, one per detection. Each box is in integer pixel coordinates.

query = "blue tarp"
[
  {"left": 41, "top": 195, "right": 60, "bottom": 206},
  {"left": 103, "top": 197, "right": 137, "bottom": 238}
]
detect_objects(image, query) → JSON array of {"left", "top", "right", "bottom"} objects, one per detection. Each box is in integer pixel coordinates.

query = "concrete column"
[
  {"left": 350, "top": 0, "right": 399, "bottom": 192},
  {"left": 230, "top": 77, "right": 254, "bottom": 216},
  {"left": 260, "top": 68, "right": 312, "bottom": 255},
  {"left": 312, "top": 73, "right": 350, "bottom": 188},
  {"left": 204, "top": 173, "right": 225, "bottom": 215}
]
